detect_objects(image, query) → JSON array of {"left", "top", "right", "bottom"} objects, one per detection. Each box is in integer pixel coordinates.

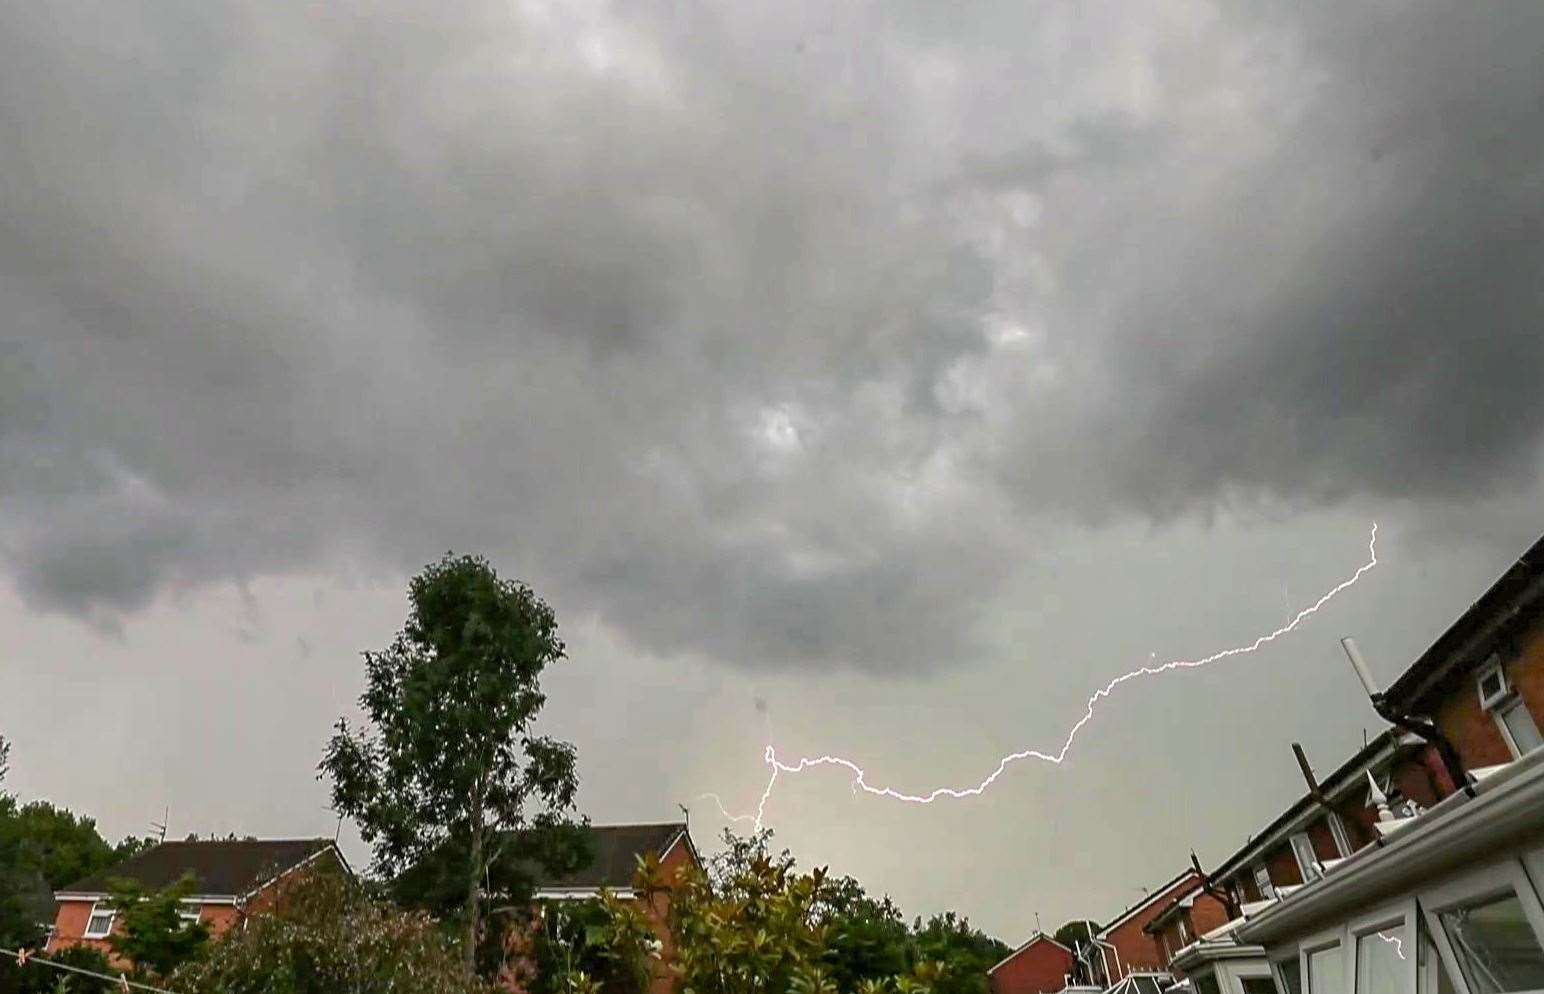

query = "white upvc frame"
[
  {"left": 1477, "top": 656, "right": 1511, "bottom": 712},
  {"left": 1328, "top": 812, "right": 1354, "bottom": 859},
  {"left": 1348, "top": 897, "right": 1419, "bottom": 994},
  {"left": 1494, "top": 696, "right": 1544, "bottom": 761},
  {"left": 1300, "top": 926, "right": 1347, "bottom": 994},
  {"left": 1255, "top": 864, "right": 1278, "bottom": 900},
  {"left": 1270, "top": 951, "right": 1303, "bottom": 994},
  {"left": 81, "top": 901, "right": 115, "bottom": 939},
  {"left": 1416, "top": 855, "right": 1544, "bottom": 994},
  {"left": 1292, "top": 833, "right": 1324, "bottom": 883}
]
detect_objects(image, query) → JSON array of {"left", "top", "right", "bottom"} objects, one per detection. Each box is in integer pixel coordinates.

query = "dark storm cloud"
[{"left": 1, "top": 0, "right": 1541, "bottom": 667}]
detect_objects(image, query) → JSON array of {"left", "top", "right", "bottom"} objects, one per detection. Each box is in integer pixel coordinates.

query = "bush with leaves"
[
  {"left": 520, "top": 887, "right": 657, "bottom": 994},
  {"left": 172, "top": 869, "right": 499, "bottom": 994},
  {"left": 907, "top": 913, "right": 1008, "bottom": 994},
  {"left": 103, "top": 874, "right": 211, "bottom": 982},
  {"left": 650, "top": 832, "right": 947, "bottom": 994}
]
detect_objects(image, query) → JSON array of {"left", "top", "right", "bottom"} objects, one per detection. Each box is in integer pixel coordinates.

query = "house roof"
[
  {"left": 1096, "top": 870, "right": 1199, "bottom": 938},
  {"left": 57, "top": 838, "right": 338, "bottom": 898},
  {"left": 1207, "top": 729, "right": 1417, "bottom": 885},
  {"left": 987, "top": 932, "right": 1074, "bottom": 974},
  {"left": 1384, "top": 532, "right": 1544, "bottom": 709},
  {"left": 534, "top": 822, "right": 690, "bottom": 893},
  {"left": 1236, "top": 747, "right": 1544, "bottom": 947}
]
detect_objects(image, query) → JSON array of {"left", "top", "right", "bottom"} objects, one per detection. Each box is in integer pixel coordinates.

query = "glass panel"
[
  {"left": 86, "top": 912, "right": 114, "bottom": 936},
  {"left": 1293, "top": 835, "right": 1322, "bottom": 881},
  {"left": 1439, "top": 890, "right": 1544, "bottom": 992},
  {"left": 1242, "top": 979, "right": 1280, "bottom": 994},
  {"left": 1500, "top": 699, "right": 1543, "bottom": 756},
  {"left": 1194, "top": 975, "right": 1222, "bottom": 994},
  {"left": 1356, "top": 927, "right": 1406, "bottom": 994},
  {"left": 1274, "top": 959, "right": 1303, "bottom": 994},
  {"left": 1308, "top": 945, "right": 1344, "bottom": 994},
  {"left": 1418, "top": 913, "right": 1458, "bottom": 994}
]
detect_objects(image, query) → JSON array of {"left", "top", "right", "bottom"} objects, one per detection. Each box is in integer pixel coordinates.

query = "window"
[
  {"left": 1255, "top": 864, "right": 1278, "bottom": 900},
  {"left": 1292, "top": 833, "right": 1323, "bottom": 882},
  {"left": 1418, "top": 914, "right": 1458, "bottom": 994},
  {"left": 1437, "top": 890, "right": 1544, "bottom": 992},
  {"left": 1178, "top": 915, "right": 1192, "bottom": 943},
  {"left": 1193, "top": 974, "right": 1222, "bottom": 994},
  {"left": 1307, "top": 944, "right": 1344, "bottom": 994},
  {"left": 1241, "top": 979, "right": 1281, "bottom": 994},
  {"left": 82, "top": 902, "right": 115, "bottom": 938},
  {"left": 1355, "top": 928, "right": 1406, "bottom": 994},
  {"left": 179, "top": 904, "right": 202, "bottom": 927},
  {"left": 1296, "top": 836, "right": 1325, "bottom": 880},
  {"left": 1478, "top": 657, "right": 1510, "bottom": 711},
  {"left": 1327, "top": 812, "right": 1353, "bottom": 858},
  {"left": 1273, "top": 957, "right": 1303, "bottom": 994},
  {"left": 1495, "top": 697, "right": 1543, "bottom": 759},
  {"left": 1232, "top": 880, "right": 1248, "bottom": 908}
]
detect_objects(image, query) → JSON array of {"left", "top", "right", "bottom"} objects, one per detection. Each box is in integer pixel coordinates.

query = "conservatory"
[{"left": 1235, "top": 748, "right": 1544, "bottom": 994}]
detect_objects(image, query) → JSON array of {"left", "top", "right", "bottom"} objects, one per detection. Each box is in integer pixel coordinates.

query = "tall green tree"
[
  {"left": 321, "top": 553, "right": 582, "bottom": 974},
  {"left": 105, "top": 875, "right": 211, "bottom": 981}
]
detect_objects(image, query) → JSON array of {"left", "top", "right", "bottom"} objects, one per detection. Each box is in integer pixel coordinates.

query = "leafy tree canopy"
[
  {"left": 105, "top": 874, "right": 211, "bottom": 981},
  {"left": 173, "top": 869, "right": 498, "bottom": 994},
  {"left": 321, "top": 552, "right": 582, "bottom": 974}
]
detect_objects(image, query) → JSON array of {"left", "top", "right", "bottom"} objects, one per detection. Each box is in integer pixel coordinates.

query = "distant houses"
[
  {"left": 47, "top": 837, "right": 351, "bottom": 961},
  {"left": 34, "top": 529, "right": 1544, "bottom": 994}
]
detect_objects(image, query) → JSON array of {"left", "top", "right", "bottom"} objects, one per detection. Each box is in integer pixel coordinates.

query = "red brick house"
[
  {"left": 1144, "top": 885, "right": 1233, "bottom": 967},
  {"left": 1093, "top": 868, "right": 1204, "bottom": 984},
  {"left": 528, "top": 822, "right": 700, "bottom": 994},
  {"left": 987, "top": 932, "right": 1076, "bottom": 994},
  {"left": 1233, "top": 530, "right": 1544, "bottom": 993},
  {"left": 47, "top": 837, "right": 350, "bottom": 960},
  {"left": 1149, "top": 530, "right": 1544, "bottom": 993}
]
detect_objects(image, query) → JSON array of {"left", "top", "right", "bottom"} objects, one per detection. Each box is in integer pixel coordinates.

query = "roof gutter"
[
  {"left": 1385, "top": 557, "right": 1544, "bottom": 709},
  {"left": 1236, "top": 749, "right": 1544, "bottom": 947}
]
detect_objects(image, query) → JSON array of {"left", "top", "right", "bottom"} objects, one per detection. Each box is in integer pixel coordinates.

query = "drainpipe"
[{"left": 1341, "top": 638, "right": 1473, "bottom": 798}]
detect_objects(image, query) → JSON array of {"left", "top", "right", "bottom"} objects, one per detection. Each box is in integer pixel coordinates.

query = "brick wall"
[{"left": 990, "top": 938, "right": 1075, "bottom": 994}]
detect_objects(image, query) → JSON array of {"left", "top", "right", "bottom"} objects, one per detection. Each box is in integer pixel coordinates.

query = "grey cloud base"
[{"left": 1, "top": 0, "right": 1542, "bottom": 668}]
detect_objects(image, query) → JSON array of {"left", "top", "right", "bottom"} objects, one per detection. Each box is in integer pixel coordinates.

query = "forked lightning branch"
[{"left": 708, "top": 524, "right": 1380, "bottom": 830}]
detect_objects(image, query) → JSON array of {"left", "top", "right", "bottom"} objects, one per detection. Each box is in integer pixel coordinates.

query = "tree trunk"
[{"left": 467, "top": 807, "right": 484, "bottom": 976}]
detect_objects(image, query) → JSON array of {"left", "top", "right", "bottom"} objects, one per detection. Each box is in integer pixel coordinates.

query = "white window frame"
[
  {"left": 1477, "top": 656, "right": 1510, "bottom": 711},
  {"left": 1300, "top": 928, "right": 1348, "bottom": 994},
  {"left": 1349, "top": 898, "right": 1419, "bottom": 994},
  {"left": 1327, "top": 811, "right": 1353, "bottom": 858},
  {"left": 1493, "top": 695, "right": 1543, "bottom": 761},
  {"left": 81, "top": 901, "right": 115, "bottom": 939},
  {"left": 1416, "top": 855, "right": 1544, "bottom": 994},
  {"left": 1255, "top": 863, "right": 1278, "bottom": 900},
  {"left": 178, "top": 901, "right": 202, "bottom": 926},
  {"left": 1270, "top": 950, "right": 1303, "bottom": 994},
  {"left": 1292, "top": 832, "right": 1324, "bottom": 882}
]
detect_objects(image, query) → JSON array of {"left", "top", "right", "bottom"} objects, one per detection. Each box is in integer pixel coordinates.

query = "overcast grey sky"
[{"left": 3, "top": 0, "right": 1543, "bottom": 942}]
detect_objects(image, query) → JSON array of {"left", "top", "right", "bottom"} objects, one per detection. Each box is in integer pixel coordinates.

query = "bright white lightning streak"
[{"left": 707, "top": 524, "right": 1379, "bottom": 831}]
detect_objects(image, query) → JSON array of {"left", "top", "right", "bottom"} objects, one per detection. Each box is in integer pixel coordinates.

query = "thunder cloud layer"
[{"left": 2, "top": 1, "right": 1542, "bottom": 668}]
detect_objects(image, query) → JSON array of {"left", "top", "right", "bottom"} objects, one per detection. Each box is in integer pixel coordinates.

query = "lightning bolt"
[{"left": 708, "top": 524, "right": 1379, "bottom": 830}]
